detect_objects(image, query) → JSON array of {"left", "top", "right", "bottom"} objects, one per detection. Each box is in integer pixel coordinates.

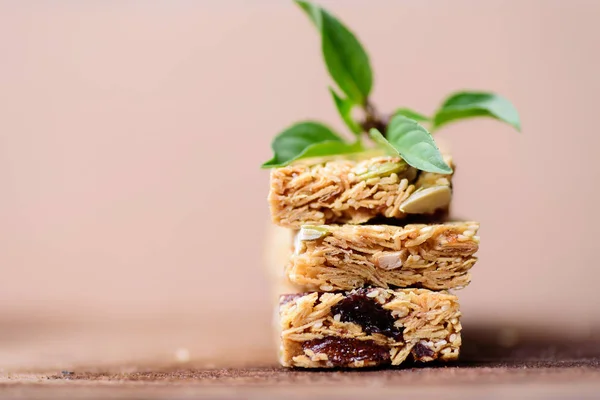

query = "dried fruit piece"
[
  {"left": 413, "top": 342, "right": 435, "bottom": 359},
  {"left": 331, "top": 289, "right": 404, "bottom": 340},
  {"left": 302, "top": 337, "right": 390, "bottom": 365}
]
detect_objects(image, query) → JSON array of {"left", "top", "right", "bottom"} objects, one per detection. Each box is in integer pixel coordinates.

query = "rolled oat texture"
[
  {"left": 279, "top": 288, "right": 461, "bottom": 368},
  {"left": 269, "top": 155, "right": 455, "bottom": 228},
  {"left": 288, "top": 222, "right": 479, "bottom": 291}
]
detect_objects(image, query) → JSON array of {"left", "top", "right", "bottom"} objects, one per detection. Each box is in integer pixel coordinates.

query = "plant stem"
[{"left": 361, "top": 101, "right": 388, "bottom": 136}]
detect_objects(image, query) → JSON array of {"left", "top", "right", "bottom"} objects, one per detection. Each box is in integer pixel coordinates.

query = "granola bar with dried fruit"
[{"left": 279, "top": 288, "right": 461, "bottom": 368}]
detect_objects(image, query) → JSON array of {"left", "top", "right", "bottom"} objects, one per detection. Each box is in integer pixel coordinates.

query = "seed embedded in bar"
[
  {"left": 376, "top": 250, "right": 407, "bottom": 270},
  {"left": 399, "top": 185, "right": 452, "bottom": 214},
  {"left": 298, "top": 225, "right": 330, "bottom": 241}
]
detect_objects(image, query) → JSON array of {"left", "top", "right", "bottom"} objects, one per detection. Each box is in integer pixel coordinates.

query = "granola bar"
[
  {"left": 288, "top": 222, "right": 479, "bottom": 291},
  {"left": 269, "top": 155, "right": 455, "bottom": 228},
  {"left": 279, "top": 288, "right": 461, "bottom": 368}
]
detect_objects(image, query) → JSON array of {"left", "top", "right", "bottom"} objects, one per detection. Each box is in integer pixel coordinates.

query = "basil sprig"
[{"left": 262, "top": 1, "right": 521, "bottom": 173}]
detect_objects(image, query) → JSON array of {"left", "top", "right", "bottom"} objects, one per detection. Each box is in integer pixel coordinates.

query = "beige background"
[{"left": 1, "top": 0, "right": 599, "bottom": 370}]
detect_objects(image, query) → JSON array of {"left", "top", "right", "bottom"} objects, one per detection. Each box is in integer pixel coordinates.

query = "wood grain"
[{"left": 2, "top": 323, "right": 599, "bottom": 399}]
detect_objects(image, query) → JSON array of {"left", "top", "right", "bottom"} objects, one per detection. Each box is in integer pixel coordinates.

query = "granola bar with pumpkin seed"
[
  {"left": 287, "top": 222, "right": 479, "bottom": 292},
  {"left": 269, "top": 155, "right": 455, "bottom": 229},
  {"left": 279, "top": 288, "right": 461, "bottom": 368}
]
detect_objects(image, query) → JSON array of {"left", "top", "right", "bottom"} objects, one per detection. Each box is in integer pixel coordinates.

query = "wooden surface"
[{"left": 2, "top": 324, "right": 599, "bottom": 399}]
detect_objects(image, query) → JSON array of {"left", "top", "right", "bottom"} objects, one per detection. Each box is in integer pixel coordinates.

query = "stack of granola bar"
[{"left": 267, "top": 154, "right": 480, "bottom": 368}]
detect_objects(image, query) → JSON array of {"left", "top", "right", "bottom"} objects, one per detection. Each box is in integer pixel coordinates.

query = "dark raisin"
[
  {"left": 413, "top": 342, "right": 435, "bottom": 359},
  {"left": 331, "top": 289, "right": 404, "bottom": 340},
  {"left": 302, "top": 337, "right": 390, "bottom": 366}
]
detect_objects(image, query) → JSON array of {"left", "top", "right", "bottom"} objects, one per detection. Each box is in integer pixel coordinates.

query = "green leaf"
[
  {"left": 433, "top": 91, "right": 521, "bottom": 131},
  {"left": 329, "top": 87, "right": 362, "bottom": 135},
  {"left": 262, "top": 122, "right": 362, "bottom": 168},
  {"left": 295, "top": 0, "right": 373, "bottom": 104},
  {"left": 394, "top": 108, "right": 431, "bottom": 122},
  {"left": 370, "top": 115, "right": 452, "bottom": 174},
  {"left": 368, "top": 128, "right": 398, "bottom": 156}
]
